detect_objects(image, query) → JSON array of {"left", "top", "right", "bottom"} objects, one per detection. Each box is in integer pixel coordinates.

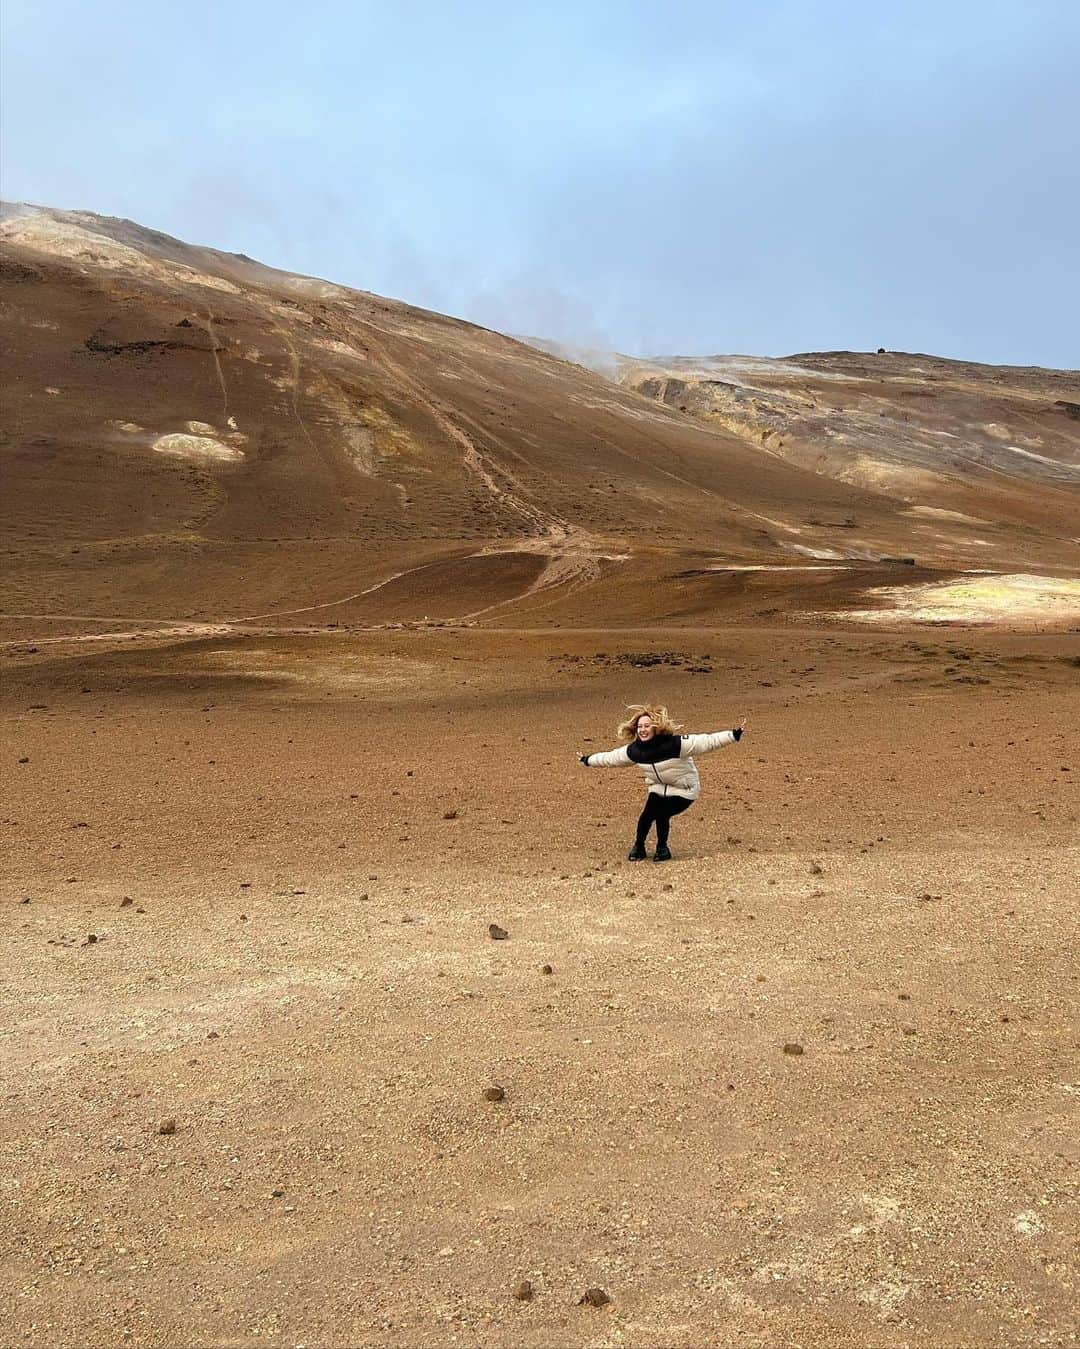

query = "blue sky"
[{"left": 2, "top": 0, "right": 1077, "bottom": 365}]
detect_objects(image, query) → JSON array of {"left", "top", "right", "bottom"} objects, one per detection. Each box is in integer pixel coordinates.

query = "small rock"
[
  {"left": 782, "top": 1042, "right": 804, "bottom": 1056},
  {"left": 579, "top": 1287, "right": 610, "bottom": 1307},
  {"left": 540, "top": 964, "right": 554, "bottom": 975},
  {"left": 488, "top": 923, "right": 509, "bottom": 940},
  {"left": 18, "top": 756, "right": 29, "bottom": 764},
  {"left": 83, "top": 933, "right": 98, "bottom": 946},
  {"left": 513, "top": 1280, "right": 534, "bottom": 1302},
  {"left": 19, "top": 897, "right": 31, "bottom": 905},
  {"left": 809, "top": 862, "right": 824, "bottom": 875},
  {"left": 270, "top": 1188, "right": 285, "bottom": 1198},
  {"left": 120, "top": 897, "right": 133, "bottom": 908},
  {"left": 483, "top": 1085, "right": 506, "bottom": 1102},
  {"left": 443, "top": 809, "right": 459, "bottom": 820},
  {"left": 157, "top": 1117, "right": 177, "bottom": 1136}
]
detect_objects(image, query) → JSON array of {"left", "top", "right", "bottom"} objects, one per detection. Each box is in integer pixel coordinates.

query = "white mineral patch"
[
  {"left": 788, "top": 543, "right": 848, "bottom": 560},
  {"left": 0, "top": 211, "right": 152, "bottom": 273},
  {"left": 0, "top": 206, "right": 241, "bottom": 294},
  {"left": 1006, "top": 445, "right": 1079, "bottom": 472},
  {"left": 153, "top": 432, "right": 244, "bottom": 463},
  {"left": 185, "top": 420, "right": 218, "bottom": 435},
  {"left": 906, "top": 506, "right": 989, "bottom": 524},
  {"left": 708, "top": 563, "right": 849, "bottom": 572},
  {"left": 176, "top": 268, "right": 240, "bottom": 294},
  {"left": 837, "top": 573, "right": 1080, "bottom": 624},
  {"left": 45, "top": 387, "right": 60, "bottom": 395},
  {"left": 314, "top": 337, "right": 366, "bottom": 359},
  {"left": 1012, "top": 1210, "right": 1044, "bottom": 1236},
  {"left": 108, "top": 420, "right": 144, "bottom": 434}
]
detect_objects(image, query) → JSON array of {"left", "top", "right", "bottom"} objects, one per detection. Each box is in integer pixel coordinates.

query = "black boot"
[
  {"left": 653, "top": 844, "right": 673, "bottom": 863},
  {"left": 627, "top": 843, "right": 647, "bottom": 861}
]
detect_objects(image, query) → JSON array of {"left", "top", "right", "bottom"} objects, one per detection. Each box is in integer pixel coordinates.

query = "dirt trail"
[{"left": 360, "top": 323, "right": 566, "bottom": 539}]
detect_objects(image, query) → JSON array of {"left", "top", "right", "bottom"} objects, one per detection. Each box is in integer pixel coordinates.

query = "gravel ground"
[{"left": 2, "top": 625, "right": 1077, "bottom": 1348}]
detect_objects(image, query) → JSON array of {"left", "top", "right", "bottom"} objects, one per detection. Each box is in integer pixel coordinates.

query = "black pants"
[{"left": 635, "top": 793, "right": 693, "bottom": 848}]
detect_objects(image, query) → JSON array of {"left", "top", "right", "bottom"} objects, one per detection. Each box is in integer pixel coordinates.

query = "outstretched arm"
[
  {"left": 679, "top": 724, "right": 746, "bottom": 757},
  {"left": 580, "top": 744, "right": 633, "bottom": 767}
]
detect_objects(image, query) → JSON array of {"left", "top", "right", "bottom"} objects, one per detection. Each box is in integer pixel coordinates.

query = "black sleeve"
[{"left": 580, "top": 755, "right": 591, "bottom": 765}]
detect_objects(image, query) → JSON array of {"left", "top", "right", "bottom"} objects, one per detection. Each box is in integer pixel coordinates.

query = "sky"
[{"left": 2, "top": 0, "right": 1078, "bottom": 367}]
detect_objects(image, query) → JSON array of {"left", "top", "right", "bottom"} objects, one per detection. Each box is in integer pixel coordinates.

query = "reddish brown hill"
[{"left": 2, "top": 204, "right": 1077, "bottom": 629}]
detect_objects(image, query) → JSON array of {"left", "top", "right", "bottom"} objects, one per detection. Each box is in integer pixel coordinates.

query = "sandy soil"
[{"left": 2, "top": 623, "right": 1077, "bottom": 1348}]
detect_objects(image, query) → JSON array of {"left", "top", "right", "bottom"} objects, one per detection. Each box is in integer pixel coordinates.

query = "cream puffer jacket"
[{"left": 583, "top": 729, "right": 742, "bottom": 800}]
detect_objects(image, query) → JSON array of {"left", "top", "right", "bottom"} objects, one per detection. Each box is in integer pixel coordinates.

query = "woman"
[{"left": 579, "top": 704, "right": 746, "bottom": 862}]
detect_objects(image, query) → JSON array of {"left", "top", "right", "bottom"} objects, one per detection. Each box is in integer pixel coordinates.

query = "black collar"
[{"left": 626, "top": 733, "right": 682, "bottom": 764}]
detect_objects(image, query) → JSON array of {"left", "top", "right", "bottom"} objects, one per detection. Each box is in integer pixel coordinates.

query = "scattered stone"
[
  {"left": 207, "top": 1031, "right": 220, "bottom": 1039},
  {"left": 579, "top": 1287, "right": 610, "bottom": 1308},
  {"left": 120, "top": 897, "right": 133, "bottom": 908},
  {"left": 782, "top": 1042, "right": 804, "bottom": 1056},
  {"left": 513, "top": 1280, "right": 534, "bottom": 1302},
  {"left": 270, "top": 1188, "right": 285, "bottom": 1198},
  {"left": 443, "top": 809, "right": 459, "bottom": 820},
  {"left": 483, "top": 1085, "right": 506, "bottom": 1102},
  {"left": 902, "top": 1026, "right": 917, "bottom": 1035},
  {"left": 83, "top": 934, "right": 98, "bottom": 946},
  {"left": 809, "top": 862, "right": 824, "bottom": 875},
  {"left": 18, "top": 756, "right": 29, "bottom": 764},
  {"left": 19, "top": 897, "right": 31, "bottom": 905},
  {"left": 157, "top": 1117, "right": 177, "bottom": 1136},
  {"left": 540, "top": 964, "right": 554, "bottom": 975},
  {"left": 488, "top": 923, "right": 509, "bottom": 940}
]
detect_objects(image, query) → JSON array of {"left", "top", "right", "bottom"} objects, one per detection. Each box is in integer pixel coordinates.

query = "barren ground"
[{"left": 2, "top": 622, "right": 1077, "bottom": 1348}]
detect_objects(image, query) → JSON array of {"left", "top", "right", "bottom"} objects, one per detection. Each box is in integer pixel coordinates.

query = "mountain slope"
[
  {"left": 2, "top": 204, "right": 1077, "bottom": 628},
  {"left": 603, "top": 348, "right": 1079, "bottom": 544}
]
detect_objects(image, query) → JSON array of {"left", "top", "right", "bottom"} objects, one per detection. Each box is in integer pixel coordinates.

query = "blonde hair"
[{"left": 617, "top": 703, "right": 683, "bottom": 742}]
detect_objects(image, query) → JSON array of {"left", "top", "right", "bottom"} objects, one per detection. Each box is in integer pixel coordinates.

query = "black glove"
[
  {"left": 580, "top": 755, "right": 591, "bottom": 765},
  {"left": 732, "top": 727, "right": 743, "bottom": 741}
]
